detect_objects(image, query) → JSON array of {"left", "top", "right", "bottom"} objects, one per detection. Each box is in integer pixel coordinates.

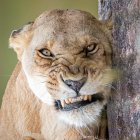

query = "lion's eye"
[
  {"left": 38, "top": 48, "right": 54, "bottom": 58},
  {"left": 87, "top": 43, "right": 98, "bottom": 54}
]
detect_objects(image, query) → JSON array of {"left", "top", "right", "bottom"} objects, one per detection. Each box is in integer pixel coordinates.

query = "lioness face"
[{"left": 10, "top": 10, "right": 115, "bottom": 127}]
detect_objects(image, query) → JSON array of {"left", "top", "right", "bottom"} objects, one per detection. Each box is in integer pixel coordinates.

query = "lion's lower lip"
[{"left": 55, "top": 93, "right": 104, "bottom": 111}]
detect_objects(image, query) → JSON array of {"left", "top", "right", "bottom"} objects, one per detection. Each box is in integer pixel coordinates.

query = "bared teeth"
[
  {"left": 61, "top": 100, "right": 65, "bottom": 107},
  {"left": 65, "top": 99, "right": 70, "bottom": 104},
  {"left": 71, "top": 96, "right": 82, "bottom": 102},
  {"left": 61, "top": 95, "right": 92, "bottom": 107},
  {"left": 84, "top": 95, "right": 88, "bottom": 101},
  {"left": 69, "top": 98, "right": 73, "bottom": 103},
  {"left": 88, "top": 95, "right": 92, "bottom": 102}
]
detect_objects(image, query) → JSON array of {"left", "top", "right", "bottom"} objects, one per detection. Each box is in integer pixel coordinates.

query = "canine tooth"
[
  {"left": 88, "top": 95, "right": 92, "bottom": 102},
  {"left": 65, "top": 99, "right": 70, "bottom": 104},
  {"left": 84, "top": 95, "right": 88, "bottom": 101},
  {"left": 61, "top": 100, "right": 65, "bottom": 107},
  {"left": 69, "top": 98, "right": 73, "bottom": 103}
]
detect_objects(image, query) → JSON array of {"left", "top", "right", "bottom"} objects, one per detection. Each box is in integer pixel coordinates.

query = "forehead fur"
[
  {"left": 33, "top": 9, "right": 98, "bottom": 29},
  {"left": 30, "top": 9, "right": 109, "bottom": 50}
]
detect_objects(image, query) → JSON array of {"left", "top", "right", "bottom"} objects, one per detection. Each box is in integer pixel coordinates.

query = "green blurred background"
[{"left": 0, "top": 0, "right": 98, "bottom": 104}]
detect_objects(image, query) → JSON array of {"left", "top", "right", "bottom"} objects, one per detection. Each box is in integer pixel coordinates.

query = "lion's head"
[{"left": 9, "top": 9, "right": 116, "bottom": 127}]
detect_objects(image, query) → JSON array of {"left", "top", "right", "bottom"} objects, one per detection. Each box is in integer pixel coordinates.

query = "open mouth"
[{"left": 55, "top": 93, "right": 104, "bottom": 111}]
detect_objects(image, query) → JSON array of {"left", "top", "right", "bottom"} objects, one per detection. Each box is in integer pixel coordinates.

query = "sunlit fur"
[{"left": 0, "top": 9, "right": 117, "bottom": 139}]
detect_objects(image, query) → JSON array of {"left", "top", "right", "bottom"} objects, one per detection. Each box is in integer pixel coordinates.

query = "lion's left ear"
[
  {"left": 103, "top": 19, "right": 113, "bottom": 30},
  {"left": 9, "top": 22, "right": 34, "bottom": 60},
  {"left": 101, "top": 19, "right": 113, "bottom": 42}
]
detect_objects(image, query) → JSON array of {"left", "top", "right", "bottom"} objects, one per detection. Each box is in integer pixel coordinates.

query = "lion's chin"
[{"left": 57, "top": 102, "right": 103, "bottom": 128}]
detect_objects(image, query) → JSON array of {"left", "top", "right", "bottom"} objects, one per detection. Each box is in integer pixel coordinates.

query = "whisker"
[
  {"left": 33, "top": 74, "right": 47, "bottom": 78},
  {"left": 94, "top": 81, "right": 118, "bottom": 96},
  {"left": 41, "top": 81, "right": 47, "bottom": 83},
  {"left": 101, "top": 83, "right": 118, "bottom": 94}
]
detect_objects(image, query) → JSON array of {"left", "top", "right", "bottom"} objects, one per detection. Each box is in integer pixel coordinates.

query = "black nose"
[{"left": 64, "top": 78, "right": 86, "bottom": 93}]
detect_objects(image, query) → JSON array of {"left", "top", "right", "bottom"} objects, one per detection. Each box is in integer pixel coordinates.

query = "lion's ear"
[
  {"left": 9, "top": 22, "right": 34, "bottom": 60},
  {"left": 101, "top": 19, "right": 113, "bottom": 43},
  {"left": 104, "top": 19, "right": 113, "bottom": 31}
]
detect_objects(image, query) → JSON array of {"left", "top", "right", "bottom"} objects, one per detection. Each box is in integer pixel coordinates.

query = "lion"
[{"left": 0, "top": 9, "right": 116, "bottom": 140}]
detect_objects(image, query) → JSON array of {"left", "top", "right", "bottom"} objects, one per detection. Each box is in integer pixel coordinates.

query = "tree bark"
[{"left": 98, "top": 0, "right": 140, "bottom": 140}]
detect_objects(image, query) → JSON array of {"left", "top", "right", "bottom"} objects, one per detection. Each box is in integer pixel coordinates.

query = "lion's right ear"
[{"left": 9, "top": 22, "right": 34, "bottom": 60}]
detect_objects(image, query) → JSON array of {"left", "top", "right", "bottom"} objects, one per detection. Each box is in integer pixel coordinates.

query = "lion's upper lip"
[{"left": 55, "top": 93, "right": 104, "bottom": 111}]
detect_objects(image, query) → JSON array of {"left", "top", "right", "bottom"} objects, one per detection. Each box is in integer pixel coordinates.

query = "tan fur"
[{"left": 0, "top": 9, "right": 115, "bottom": 140}]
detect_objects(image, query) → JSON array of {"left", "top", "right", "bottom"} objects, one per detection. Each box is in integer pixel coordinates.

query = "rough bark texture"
[{"left": 98, "top": 0, "right": 140, "bottom": 140}]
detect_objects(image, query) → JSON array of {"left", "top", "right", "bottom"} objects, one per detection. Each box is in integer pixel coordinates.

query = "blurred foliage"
[{"left": 0, "top": 0, "right": 98, "bottom": 104}]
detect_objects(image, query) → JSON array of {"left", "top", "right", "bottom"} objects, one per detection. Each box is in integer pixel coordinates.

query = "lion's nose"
[{"left": 64, "top": 78, "right": 86, "bottom": 93}]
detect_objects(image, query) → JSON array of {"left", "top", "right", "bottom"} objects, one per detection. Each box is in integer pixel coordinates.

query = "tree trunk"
[{"left": 98, "top": 0, "right": 140, "bottom": 140}]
